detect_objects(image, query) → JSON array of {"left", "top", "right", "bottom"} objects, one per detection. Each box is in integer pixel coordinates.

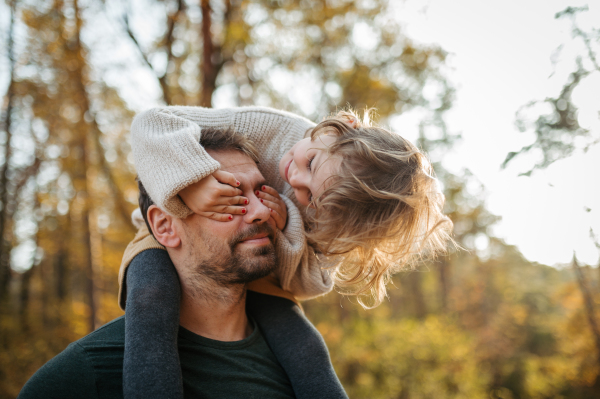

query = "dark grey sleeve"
[
  {"left": 246, "top": 291, "right": 348, "bottom": 399},
  {"left": 123, "top": 249, "right": 183, "bottom": 399},
  {"left": 18, "top": 343, "right": 98, "bottom": 399}
]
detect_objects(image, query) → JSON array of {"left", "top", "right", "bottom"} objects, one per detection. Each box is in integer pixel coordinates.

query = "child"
[{"left": 121, "top": 106, "right": 452, "bottom": 399}]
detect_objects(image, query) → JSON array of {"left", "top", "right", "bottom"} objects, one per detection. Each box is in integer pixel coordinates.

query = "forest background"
[{"left": 0, "top": 0, "right": 599, "bottom": 398}]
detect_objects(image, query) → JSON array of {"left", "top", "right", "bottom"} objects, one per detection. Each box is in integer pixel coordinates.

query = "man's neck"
[{"left": 179, "top": 280, "right": 252, "bottom": 342}]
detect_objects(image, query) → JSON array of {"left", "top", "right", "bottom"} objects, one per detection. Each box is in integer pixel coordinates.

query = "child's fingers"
[
  {"left": 220, "top": 205, "right": 247, "bottom": 216},
  {"left": 198, "top": 211, "right": 234, "bottom": 222},
  {"left": 215, "top": 184, "right": 243, "bottom": 198},
  {"left": 256, "top": 190, "right": 280, "bottom": 204},
  {"left": 198, "top": 205, "right": 246, "bottom": 221},
  {"left": 260, "top": 185, "right": 281, "bottom": 199},
  {"left": 213, "top": 170, "right": 240, "bottom": 188},
  {"left": 259, "top": 197, "right": 285, "bottom": 221},
  {"left": 215, "top": 195, "right": 248, "bottom": 206},
  {"left": 259, "top": 198, "right": 280, "bottom": 212},
  {"left": 268, "top": 207, "right": 286, "bottom": 231},
  {"left": 255, "top": 186, "right": 287, "bottom": 230},
  {"left": 229, "top": 196, "right": 248, "bottom": 205}
]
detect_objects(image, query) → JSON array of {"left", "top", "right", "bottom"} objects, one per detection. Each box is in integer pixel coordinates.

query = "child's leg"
[
  {"left": 123, "top": 249, "right": 183, "bottom": 399},
  {"left": 246, "top": 291, "right": 348, "bottom": 399}
]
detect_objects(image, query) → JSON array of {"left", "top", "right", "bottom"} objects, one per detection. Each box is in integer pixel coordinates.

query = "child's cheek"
[{"left": 279, "top": 155, "right": 288, "bottom": 180}]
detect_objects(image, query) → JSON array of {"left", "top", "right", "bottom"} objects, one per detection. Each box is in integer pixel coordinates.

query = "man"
[{"left": 18, "top": 128, "right": 343, "bottom": 398}]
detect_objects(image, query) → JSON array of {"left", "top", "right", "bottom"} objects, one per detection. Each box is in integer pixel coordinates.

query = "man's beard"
[{"left": 187, "top": 223, "right": 277, "bottom": 300}]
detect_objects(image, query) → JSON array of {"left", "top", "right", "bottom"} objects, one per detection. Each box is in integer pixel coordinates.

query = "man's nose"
[{"left": 244, "top": 190, "right": 271, "bottom": 224}]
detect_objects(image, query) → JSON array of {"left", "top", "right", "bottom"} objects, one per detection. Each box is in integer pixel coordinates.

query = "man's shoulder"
[
  {"left": 18, "top": 317, "right": 126, "bottom": 399},
  {"left": 77, "top": 316, "right": 125, "bottom": 347},
  {"left": 18, "top": 339, "right": 98, "bottom": 399}
]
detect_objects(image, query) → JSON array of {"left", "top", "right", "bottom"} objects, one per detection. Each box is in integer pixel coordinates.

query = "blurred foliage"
[
  {"left": 503, "top": 5, "right": 600, "bottom": 175},
  {"left": 0, "top": 0, "right": 598, "bottom": 398},
  {"left": 306, "top": 242, "right": 600, "bottom": 399}
]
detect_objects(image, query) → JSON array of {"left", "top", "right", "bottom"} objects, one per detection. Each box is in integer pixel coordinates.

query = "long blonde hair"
[{"left": 307, "top": 109, "right": 453, "bottom": 308}]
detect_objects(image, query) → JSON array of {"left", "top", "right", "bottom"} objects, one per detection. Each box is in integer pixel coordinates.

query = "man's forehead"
[{"left": 209, "top": 150, "right": 262, "bottom": 178}]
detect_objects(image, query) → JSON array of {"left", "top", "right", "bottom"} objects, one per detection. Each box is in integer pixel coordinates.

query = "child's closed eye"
[{"left": 307, "top": 155, "right": 315, "bottom": 172}]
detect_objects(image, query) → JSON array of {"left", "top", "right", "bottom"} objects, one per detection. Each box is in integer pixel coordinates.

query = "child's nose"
[{"left": 288, "top": 167, "right": 304, "bottom": 188}]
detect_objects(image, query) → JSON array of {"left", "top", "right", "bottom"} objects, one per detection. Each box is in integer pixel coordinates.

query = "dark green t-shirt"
[{"left": 18, "top": 316, "right": 295, "bottom": 399}]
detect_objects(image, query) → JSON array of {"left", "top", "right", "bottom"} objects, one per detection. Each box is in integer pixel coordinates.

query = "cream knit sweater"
[{"left": 127, "top": 106, "right": 334, "bottom": 301}]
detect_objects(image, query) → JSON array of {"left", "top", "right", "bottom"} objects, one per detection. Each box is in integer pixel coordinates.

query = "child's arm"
[
  {"left": 123, "top": 248, "right": 183, "bottom": 399},
  {"left": 246, "top": 291, "right": 348, "bottom": 399},
  {"left": 130, "top": 107, "right": 233, "bottom": 219},
  {"left": 131, "top": 106, "right": 316, "bottom": 219}
]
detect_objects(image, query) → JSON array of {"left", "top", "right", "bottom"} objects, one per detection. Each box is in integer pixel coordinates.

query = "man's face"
[{"left": 174, "top": 150, "right": 277, "bottom": 291}]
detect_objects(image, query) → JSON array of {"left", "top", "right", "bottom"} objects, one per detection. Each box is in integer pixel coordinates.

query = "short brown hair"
[
  {"left": 307, "top": 110, "right": 453, "bottom": 308},
  {"left": 138, "top": 127, "right": 259, "bottom": 233}
]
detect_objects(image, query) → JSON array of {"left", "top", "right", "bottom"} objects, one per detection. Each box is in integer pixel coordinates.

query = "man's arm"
[{"left": 18, "top": 343, "right": 99, "bottom": 399}]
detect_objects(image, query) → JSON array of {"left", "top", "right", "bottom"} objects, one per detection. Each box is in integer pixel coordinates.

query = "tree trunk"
[
  {"left": 72, "top": 0, "right": 97, "bottom": 332},
  {"left": 0, "top": 0, "right": 17, "bottom": 300},
  {"left": 159, "top": 0, "right": 183, "bottom": 105},
  {"left": 406, "top": 271, "right": 427, "bottom": 319},
  {"left": 200, "top": 0, "right": 216, "bottom": 107},
  {"left": 19, "top": 268, "right": 34, "bottom": 332},
  {"left": 55, "top": 237, "right": 68, "bottom": 302},
  {"left": 160, "top": 0, "right": 186, "bottom": 105},
  {"left": 572, "top": 255, "right": 600, "bottom": 387}
]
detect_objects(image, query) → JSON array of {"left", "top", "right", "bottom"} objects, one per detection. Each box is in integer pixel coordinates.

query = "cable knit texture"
[{"left": 120, "top": 106, "right": 334, "bottom": 308}]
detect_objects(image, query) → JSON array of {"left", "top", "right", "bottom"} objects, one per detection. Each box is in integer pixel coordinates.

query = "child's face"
[{"left": 279, "top": 134, "right": 341, "bottom": 207}]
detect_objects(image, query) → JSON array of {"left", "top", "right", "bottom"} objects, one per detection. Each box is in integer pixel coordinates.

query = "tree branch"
[
  {"left": 0, "top": 0, "right": 18, "bottom": 299},
  {"left": 122, "top": 0, "right": 190, "bottom": 105},
  {"left": 160, "top": 0, "right": 186, "bottom": 105},
  {"left": 200, "top": 0, "right": 215, "bottom": 107},
  {"left": 122, "top": 13, "right": 155, "bottom": 73}
]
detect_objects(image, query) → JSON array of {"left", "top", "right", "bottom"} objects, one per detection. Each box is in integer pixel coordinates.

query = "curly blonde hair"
[{"left": 307, "top": 109, "right": 453, "bottom": 308}]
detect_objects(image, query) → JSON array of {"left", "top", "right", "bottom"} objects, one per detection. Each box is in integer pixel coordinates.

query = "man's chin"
[{"left": 228, "top": 243, "right": 277, "bottom": 284}]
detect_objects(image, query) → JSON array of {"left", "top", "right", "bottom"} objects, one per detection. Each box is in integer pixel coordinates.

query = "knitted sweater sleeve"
[{"left": 130, "top": 107, "right": 232, "bottom": 218}]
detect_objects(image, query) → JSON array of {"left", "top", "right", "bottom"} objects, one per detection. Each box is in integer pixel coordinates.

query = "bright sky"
[{"left": 391, "top": 0, "right": 600, "bottom": 266}]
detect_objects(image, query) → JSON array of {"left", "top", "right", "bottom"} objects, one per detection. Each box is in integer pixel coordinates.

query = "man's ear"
[{"left": 147, "top": 205, "right": 181, "bottom": 248}]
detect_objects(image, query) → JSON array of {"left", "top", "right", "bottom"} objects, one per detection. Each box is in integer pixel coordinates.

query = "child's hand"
[
  {"left": 256, "top": 185, "right": 287, "bottom": 231},
  {"left": 179, "top": 170, "right": 248, "bottom": 222}
]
